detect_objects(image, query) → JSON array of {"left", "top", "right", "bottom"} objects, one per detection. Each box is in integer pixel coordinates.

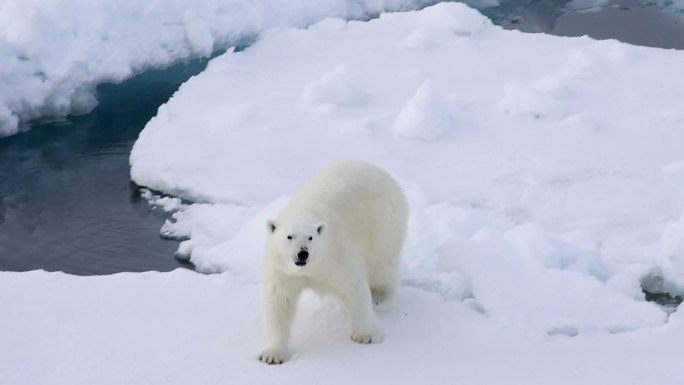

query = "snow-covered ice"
[
  {"left": 130, "top": 2, "right": 684, "bottom": 336},
  {"left": 0, "top": 0, "right": 436, "bottom": 137},
  {"left": 4, "top": 2, "right": 684, "bottom": 383},
  {"left": 133, "top": 2, "right": 684, "bottom": 379}
]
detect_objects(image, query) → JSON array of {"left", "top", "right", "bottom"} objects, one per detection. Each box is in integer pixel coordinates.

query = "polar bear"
[{"left": 258, "top": 160, "right": 408, "bottom": 364}]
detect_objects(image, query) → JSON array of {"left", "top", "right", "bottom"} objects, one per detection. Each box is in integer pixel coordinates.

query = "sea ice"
[{"left": 131, "top": 2, "right": 684, "bottom": 340}]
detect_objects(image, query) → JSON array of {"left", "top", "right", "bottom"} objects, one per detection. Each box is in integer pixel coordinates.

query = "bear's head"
[{"left": 266, "top": 219, "right": 327, "bottom": 272}]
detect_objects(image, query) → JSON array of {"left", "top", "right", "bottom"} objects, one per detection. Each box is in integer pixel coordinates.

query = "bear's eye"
[
  {"left": 287, "top": 235, "right": 293, "bottom": 240},
  {"left": 308, "top": 236, "right": 313, "bottom": 241}
]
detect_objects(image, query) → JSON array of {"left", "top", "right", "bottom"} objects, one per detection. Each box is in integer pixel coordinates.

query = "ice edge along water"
[{"left": 0, "top": 0, "right": 441, "bottom": 137}]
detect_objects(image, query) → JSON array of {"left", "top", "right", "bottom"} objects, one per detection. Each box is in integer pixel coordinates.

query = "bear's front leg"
[{"left": 258, "top": 281, "right": 302, "bottom": 365}]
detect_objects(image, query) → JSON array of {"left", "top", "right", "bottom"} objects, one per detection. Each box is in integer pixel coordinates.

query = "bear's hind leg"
[
  {"left": 334, "top": 276, "right": 382, "bottom": 344},
  {"left": 371, "top": 285, "right": 396, "bottom": 308}
]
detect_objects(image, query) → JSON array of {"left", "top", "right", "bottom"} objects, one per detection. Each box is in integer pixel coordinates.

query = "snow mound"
[
  {"left": 132, "top": 2, "right": 684, "bottom": 336},
  {"left": 394, "top": 79, "right": 456, "bottom": 141},
  {"left": 0, "top": 0, "right": 436, "bottom": 137},
  {"left": 500, "top": 75, "right": 575, "bottom": 119}
]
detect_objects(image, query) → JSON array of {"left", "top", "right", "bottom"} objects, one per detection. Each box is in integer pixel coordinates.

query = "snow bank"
[
  {"left": 0, "top": 0, "right": 439, "bottom": 137},
  {"left": 2, "top": 269, "right": 683, "bottom": 385},
  {"left": 131, "top": 2, "right": 684, "bottom": 336}
]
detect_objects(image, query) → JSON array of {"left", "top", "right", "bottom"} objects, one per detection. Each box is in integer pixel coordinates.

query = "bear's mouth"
[{"left": 295, "top": 261, "right": 307, "bottom": 267}]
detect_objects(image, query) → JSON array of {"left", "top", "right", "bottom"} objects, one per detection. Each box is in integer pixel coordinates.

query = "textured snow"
[
  {"left": 127, "top": 6, "right": 684, "bottom": 370},
  {"left": 130, "top": 3, "right": 684, "bottom": 334}
]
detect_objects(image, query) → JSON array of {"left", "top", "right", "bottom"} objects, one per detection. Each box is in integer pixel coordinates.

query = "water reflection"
[
  {"left": 481, "top": 0, "right": 684, "bottom": 50},
  {"left": 0, "top": 59, "right": 209, "bottom": 274}
]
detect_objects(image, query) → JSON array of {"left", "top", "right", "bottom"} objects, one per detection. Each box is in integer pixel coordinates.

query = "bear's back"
[
  {"left": 284, "top": 160, "right": 407, "bottom": 254},
  {"left": 291, "top": 160, "right": 400, "bottom": 211}
]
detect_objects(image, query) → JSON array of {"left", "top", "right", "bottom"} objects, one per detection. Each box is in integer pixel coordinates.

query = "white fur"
[{"left": 258, "top": 160, "right": 408, "bottom": 364}]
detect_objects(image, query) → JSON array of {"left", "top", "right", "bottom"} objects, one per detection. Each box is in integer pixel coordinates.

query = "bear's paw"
[
  {"left": 351, "top": 331, "right": 382, "bottom": 344},
  {"left": 258, "top": 348, "right": 288, "bottom": 365}
]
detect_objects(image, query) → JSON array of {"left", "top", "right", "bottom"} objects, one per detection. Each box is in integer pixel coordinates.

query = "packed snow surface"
[
  {"left": 0, "top": 0, "right": 436, "bottom": 137},
  {"left": 1, "top": 269, "right": 683, "bottom": 385}
]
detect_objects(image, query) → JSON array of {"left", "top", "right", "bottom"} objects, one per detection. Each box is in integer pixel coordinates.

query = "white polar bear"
[{"left": 258, "top": 160, "right": 408, "bottom": 364}]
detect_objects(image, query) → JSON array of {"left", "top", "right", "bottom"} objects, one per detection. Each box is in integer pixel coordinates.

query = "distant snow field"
[
  {"left": 0, "top": 0, "right": 434, "bottom": 137},
  {"left": 3, "top": 2, "right": 684, "bottom": 384}
]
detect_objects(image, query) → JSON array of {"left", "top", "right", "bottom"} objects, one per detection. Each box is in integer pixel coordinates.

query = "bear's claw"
[
  {"left": 351, "top": 332, "right": 379, "bottom": 344},
  {"left": 258, "top": 349, "right": 287, "bottom": 365}
]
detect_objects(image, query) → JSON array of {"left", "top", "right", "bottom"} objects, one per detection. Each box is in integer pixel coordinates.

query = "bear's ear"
[
  {"left": 267, "top": 220, "right": 277, "bottom": 234},
  {"left": 316, "top": 222, "right": 327, "bottom": 236}
]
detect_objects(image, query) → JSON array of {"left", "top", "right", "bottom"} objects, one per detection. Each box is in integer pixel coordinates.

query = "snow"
[
  {"left": 130, "top": 1, "right": 684, "bottom": 313},
  {"left": 393, "top": 79, "right": 456, "bottom": 141},
  {"left": 2, "top": 269, "right": 683, "bottom": 385},
  {"left": 302, "top": 64, "right": 371, "bottom": 109},
  {"left": 0, "top": 0, "right": 436, "bottom": 137},
  {"left": 4, "top": 1, "right": 684, "bottom": 383}
]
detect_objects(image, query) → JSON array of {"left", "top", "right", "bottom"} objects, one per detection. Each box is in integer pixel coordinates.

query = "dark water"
[
  {"left": 0, "top": 60, "right": 210, "bottom": 274},
  {"left": 483, "top": 0, "right": 684, "bottom": 50},
  {"left": 1, "top": 1, "right": 683, "bottom": 276}
]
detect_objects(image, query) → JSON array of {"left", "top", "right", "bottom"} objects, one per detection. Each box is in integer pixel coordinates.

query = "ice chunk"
[{"left": 566, "top": 0, "right": 610, "bottom": 11}]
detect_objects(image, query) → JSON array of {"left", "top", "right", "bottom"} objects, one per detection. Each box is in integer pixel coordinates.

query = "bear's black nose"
[{"left": 297, "top": 250, "right": 309, "bottom": 262}]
